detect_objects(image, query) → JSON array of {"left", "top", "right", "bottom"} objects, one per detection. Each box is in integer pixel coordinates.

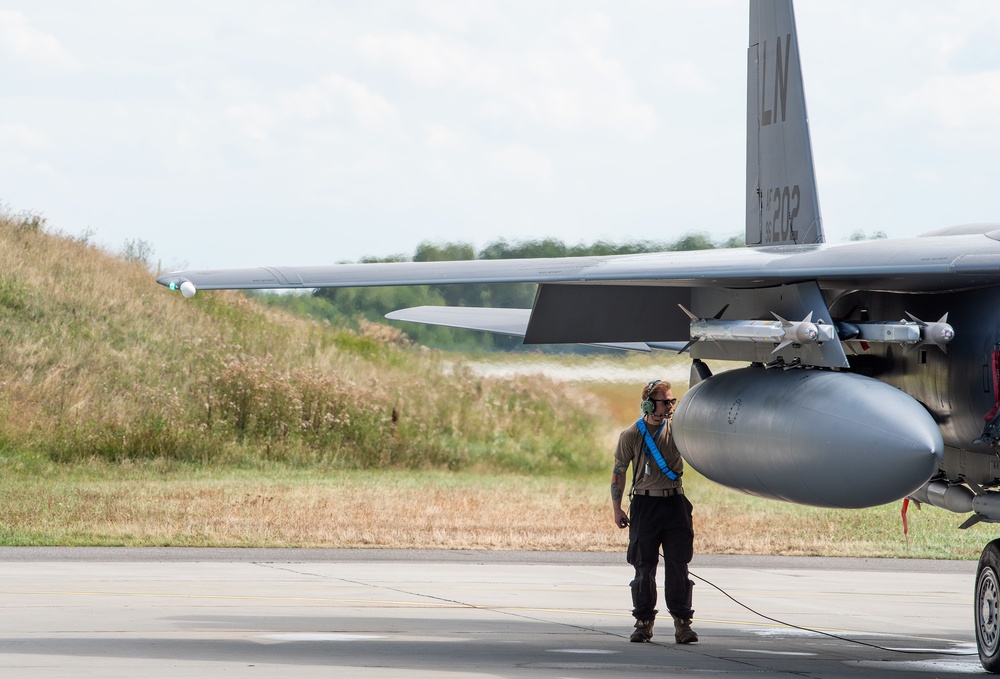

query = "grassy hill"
[{"left": 0, "top": 208, "right": 605, "bottom": 475}]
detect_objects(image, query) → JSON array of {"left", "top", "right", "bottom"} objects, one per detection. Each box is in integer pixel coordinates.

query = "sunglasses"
[{"left": 650, "top": 398, "right": 677, "bottom": 407}]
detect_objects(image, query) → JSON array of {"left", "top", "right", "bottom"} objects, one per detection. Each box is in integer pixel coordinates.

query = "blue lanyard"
[{"left": 635, "top": 418, "right": 680, "bottom": 481}]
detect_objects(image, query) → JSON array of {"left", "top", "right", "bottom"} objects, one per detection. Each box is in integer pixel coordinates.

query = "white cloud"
[
  {"left": 226, "top": 74, "right": 399, "bottom": 141},
  {"left": 414, "top": 0, "right": 501, "bottom": 33},
  {"left": 226, "top": 103, "right": 274, "bottom": 142},
  {"left": 663, "top": 60, "right": 712, "bottom": 94},
  {"left": 0, "top": 123, "right": 50, "bottom": 149},
  {"left": 554, "top": 11, "right": 613, "bottom": 48},
  {"left": 489, "top": 144, "right": 552, "bottom": 185},
  {"left": 425, "top": 124, "right": 464, "bottom": 150},
  {"left": 358, "top": 32, "right": 472, "bottom": 87},
  {"left": 0, "top": 11, "right": 76, "bottom": 70},
  {"left": 888, "top": 72, "right": 1000, "bottom": 133},
  {"left": 358, "top": 20, "right": 655, "bottom": 140},
  {"left": 322, "top": 75, "right": 399, "bottom": 130}
]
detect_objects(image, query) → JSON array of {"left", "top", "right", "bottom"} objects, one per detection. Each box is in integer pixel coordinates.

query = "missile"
[
  {"left": 835, "top": 313, "right": 955, "bottom": 352},
  {"left": 672, "top": 367, "right": 943, "bottom": 508},
  {"left": 678, "top": 305, "right": 835, "bottom": 354}
]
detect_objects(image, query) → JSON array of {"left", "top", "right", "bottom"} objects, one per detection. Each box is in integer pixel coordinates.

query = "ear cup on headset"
[{"left": 640, "top": 379, "right": 661, "bottom": 415}]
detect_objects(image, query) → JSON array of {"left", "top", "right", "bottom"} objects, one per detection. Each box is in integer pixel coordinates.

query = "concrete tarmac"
[{"left": 0, "top": 548, "right": 983, "bottom": 677}]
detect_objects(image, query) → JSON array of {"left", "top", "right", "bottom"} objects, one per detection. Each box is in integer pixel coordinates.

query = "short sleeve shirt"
[{"left": 614, "top": 418, "right": 684, "bottom": 492}]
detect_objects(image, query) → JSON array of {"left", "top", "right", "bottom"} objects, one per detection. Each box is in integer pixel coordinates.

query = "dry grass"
[
  {"left": 0, "top": 464, "right": 988, "bottom": 559},
  {"left": 0, "top": 468, "right": 610, "bottom": 549}
]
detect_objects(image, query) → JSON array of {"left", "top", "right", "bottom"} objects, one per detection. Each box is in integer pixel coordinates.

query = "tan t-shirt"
[{"left": 613, "top": 418, "right": 683, "bottom": 492}]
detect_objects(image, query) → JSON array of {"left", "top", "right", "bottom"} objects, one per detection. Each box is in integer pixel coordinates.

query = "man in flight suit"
[{"left": 611, "top": 379, "right": 697, "bottom": 644}]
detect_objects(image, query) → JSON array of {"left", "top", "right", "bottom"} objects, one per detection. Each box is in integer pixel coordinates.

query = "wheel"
[{"left": 976, "top": 539, "right": 1000, "bottom": 673}]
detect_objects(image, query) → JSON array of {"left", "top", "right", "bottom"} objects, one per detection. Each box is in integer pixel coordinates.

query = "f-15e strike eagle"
[{"left": 159, "top": 1, "right": 1000, "bottom": 669}]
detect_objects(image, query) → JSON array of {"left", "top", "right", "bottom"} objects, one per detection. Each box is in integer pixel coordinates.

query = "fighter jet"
[{"left": 158, "top": 1, "right": 1000, "bottom": 669}]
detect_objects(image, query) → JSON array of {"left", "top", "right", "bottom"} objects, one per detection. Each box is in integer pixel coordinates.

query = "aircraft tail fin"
[{"left": 746, "top": 0, "right": 823, "bottom": 246}]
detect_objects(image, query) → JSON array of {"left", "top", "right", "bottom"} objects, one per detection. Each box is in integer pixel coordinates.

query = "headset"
[{"left": 640, "top": 379, "right": 661, "bottom": 415}]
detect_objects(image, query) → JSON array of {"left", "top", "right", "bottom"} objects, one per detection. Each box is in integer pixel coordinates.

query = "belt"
[{"left": 633, "top": 488, "right": 683, "bottom": 497}]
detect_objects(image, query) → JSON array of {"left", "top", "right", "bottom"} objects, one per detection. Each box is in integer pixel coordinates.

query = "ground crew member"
[{"left": 611, "top": 379, "right": 698, "bottom": 644}]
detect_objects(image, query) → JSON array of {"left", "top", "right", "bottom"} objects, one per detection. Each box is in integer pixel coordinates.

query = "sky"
[{"left": 3, "top": 1, "right": 1000, "bottom": 272}]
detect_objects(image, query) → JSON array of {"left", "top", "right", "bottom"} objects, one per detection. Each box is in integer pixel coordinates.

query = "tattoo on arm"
[{"left": 610, "top": 461, "right": 628, "bottom": 501}]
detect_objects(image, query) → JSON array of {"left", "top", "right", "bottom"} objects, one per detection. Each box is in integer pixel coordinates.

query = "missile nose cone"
[{"left": 798, "top": 323, "right": 819, "bottom": 343}]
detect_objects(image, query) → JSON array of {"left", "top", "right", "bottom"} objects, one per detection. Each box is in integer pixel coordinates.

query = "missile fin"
[
  {"left": 678, "top": 304, "right": 699, "bottom": 321},
  {"left": 677, "top": 338, "right": 699, "bottom": 355},
  {"left": 959, "top": 514, "right": 984, "bottom": 530},
  {"left": 712, "top": 304, "right": 730, "bottom": 320},
  {"left": 772, "top": 339, "right": 794, "bottom": 353},
  {"left": 837, "top": 304, "right": 859, "bottom": 322},
  {"left": 905, "top": 311, "right": 954, "bottom": 353}
]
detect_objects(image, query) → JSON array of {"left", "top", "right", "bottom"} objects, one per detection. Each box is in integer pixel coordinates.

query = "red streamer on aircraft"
[{"left": 901, "top": 497, "right": 910, "bottom": 549}]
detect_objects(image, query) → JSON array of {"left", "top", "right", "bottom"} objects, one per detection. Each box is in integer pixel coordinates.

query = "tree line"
[{"left": 256, "top": 233, "right": 743, "bottom": 352}]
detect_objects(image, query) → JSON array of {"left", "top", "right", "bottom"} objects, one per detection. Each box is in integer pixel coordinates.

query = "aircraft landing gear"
[{"left": 977, "top": 540, "right": 1000, "bottom": 672}]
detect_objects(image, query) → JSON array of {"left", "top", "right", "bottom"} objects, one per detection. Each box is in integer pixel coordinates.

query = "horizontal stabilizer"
[
  {"left": 386, "top": 306, "right": 531, "bottom": 337},
  {"left": 384, "top": 306, "right": 652, "bottom": 352}
]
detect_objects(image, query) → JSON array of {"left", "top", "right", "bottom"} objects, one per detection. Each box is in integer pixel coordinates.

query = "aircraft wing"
[
  {"left": 157, "top": 230, "right": 1000, "bottom": 296},
  {"left": 157, "top": 230, "right": 1000, "bottom": 367}
]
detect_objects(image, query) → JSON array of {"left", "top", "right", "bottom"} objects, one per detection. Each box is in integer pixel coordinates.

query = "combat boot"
[
  {"left": 672, "top": 615, "right": 698, "bottom": 644},
  {"left": 629, "top": 618, "right": 654, "bottom": 642}
]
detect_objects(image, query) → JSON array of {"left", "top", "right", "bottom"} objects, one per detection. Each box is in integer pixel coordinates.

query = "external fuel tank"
[{"left": 672, "top": 367, "right": 943, "bottom": 508}]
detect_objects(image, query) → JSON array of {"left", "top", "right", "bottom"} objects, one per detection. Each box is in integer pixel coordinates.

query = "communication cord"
[{"left": 685, "top": 564, "right": 977, "bottom": 657}]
